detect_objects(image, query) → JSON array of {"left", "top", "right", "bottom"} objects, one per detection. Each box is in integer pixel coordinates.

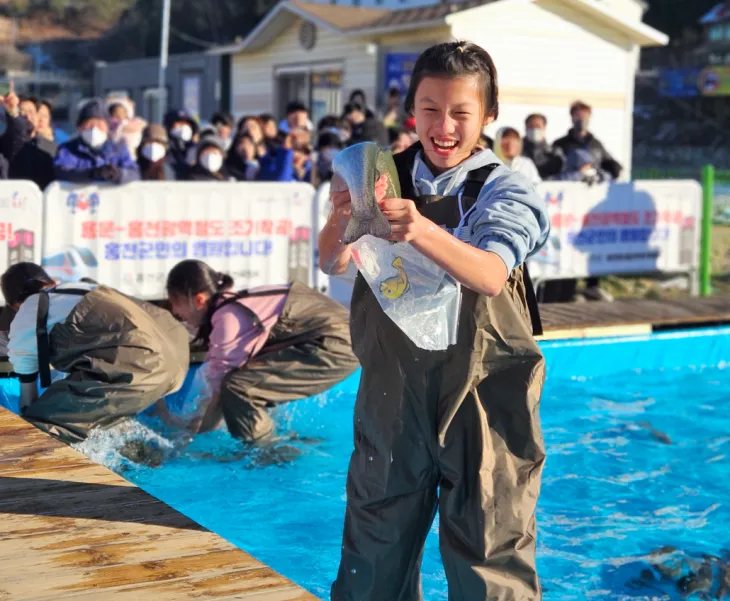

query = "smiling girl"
[{"left": 320, "top": 42, "right": 551, "bottom": 600}]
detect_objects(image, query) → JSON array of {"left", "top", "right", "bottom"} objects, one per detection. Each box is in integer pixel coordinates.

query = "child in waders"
[
  {"left": 2, "top": 262, "right": 189, "bottom": 444},
  {"left": 319, "top": 42, "right": 551, "bottom": 600},
  {"left": 164, "top": 260, "right": 359, "bottom": 440}
]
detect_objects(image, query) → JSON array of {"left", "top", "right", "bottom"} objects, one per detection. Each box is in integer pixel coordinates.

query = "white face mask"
[
  {"left": 200, "top": 152, "right": 223, "bottom": 173},
  {"left": 142, "top": 142, "right": 166, "bottom": 162},
  {"left": 583, "top": 167, "right": 598, "bottom": 178},
  {"left": 171, "top": 124, "right": 193, "bottom": 142},
  {"left": 81, "top": 127, "right": 107, "bottom": 149},
  {"left": 526, "top": 128, "right": 545, "bottom": 144}
]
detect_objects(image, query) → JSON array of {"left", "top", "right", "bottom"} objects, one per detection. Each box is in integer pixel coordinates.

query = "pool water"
[{"left": 3, "top": 327, "right": 730, "bottom": 600}]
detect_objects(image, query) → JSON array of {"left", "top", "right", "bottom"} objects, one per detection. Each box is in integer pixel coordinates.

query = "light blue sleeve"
[{"left": 468, "top": 166, "right": 550, "bottom": 271}]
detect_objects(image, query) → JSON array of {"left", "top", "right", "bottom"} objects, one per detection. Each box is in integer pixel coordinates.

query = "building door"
[
  {"left": 277, "top": 72, "right": 309, "bottom": 121},
  {"left": 275, "top": 63, "right": 343, "bottom": 124}
]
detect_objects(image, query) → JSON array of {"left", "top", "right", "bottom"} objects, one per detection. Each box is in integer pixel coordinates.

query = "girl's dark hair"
[
  {"left": 166, "top": 260, "right": 234, "bottom": 344},
  {"left": 1, "top": 262, "right": 54, "bottom": 306},
  {"left": 404, "top": 41, "right": 499, "bottom": 119}
]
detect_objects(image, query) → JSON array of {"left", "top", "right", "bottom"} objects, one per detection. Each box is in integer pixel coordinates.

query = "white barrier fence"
[
  {"left": 0, "top": 178, "right": 702, "bottom": 305},
  {"left": 527, "top": 180, "right": 702, "bottom": 290}
]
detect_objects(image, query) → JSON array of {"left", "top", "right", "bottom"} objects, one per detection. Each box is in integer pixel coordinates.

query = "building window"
[{"left": 709, "top": 24, "right": 724, "bottom": 41}]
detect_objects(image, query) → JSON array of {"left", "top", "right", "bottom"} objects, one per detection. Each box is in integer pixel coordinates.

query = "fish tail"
[
  {"left": 392, "top": 257, "right": 403, "bottom": 269},
  {"left": 342, "top": 211, "right": 392, "bottom": 245}
]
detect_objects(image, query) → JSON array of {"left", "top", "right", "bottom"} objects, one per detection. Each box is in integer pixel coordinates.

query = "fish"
[
  {"left": 331, "top": 141, "right": 401, "bottom": 245},
  {"left": 379, "top": 257, "right": 409, "bottom": 300},
  {"left": 118, "top": 439, "right": 166, "bottom": 468}
]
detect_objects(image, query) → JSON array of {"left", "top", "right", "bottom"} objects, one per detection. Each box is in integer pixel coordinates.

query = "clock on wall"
[{"left": 299, "top": 21, "right": 317, "bottom": 51}]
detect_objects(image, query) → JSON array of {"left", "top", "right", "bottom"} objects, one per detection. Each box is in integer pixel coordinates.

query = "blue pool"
[{"left": 2, "top": 327, "right": 730, "bottom": 600}]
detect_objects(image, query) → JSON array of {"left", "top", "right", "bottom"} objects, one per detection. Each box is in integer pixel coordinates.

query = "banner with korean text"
[
  {"left": 42, "top": 181, "right": 315, "bottom": 300},
  {"left": 527, "top": 181, "right": 702, "bottom": 282},
  {"left": 0, "top": 181, "right": 44, "bottom": 305}
]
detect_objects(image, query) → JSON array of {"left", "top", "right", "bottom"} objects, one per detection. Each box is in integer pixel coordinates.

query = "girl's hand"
[
  {"left": 378, "top": 197, "right": 427, "bottom": 242},
  {"left": 329, "top": 173, "right": 389, "bottom": 234}
]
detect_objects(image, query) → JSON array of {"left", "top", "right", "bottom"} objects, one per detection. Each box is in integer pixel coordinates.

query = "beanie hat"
[
  {"left": 196, "top": 134, "right": 227, "bottom": 158},
  {"left": 77, "top": 98, "right": 106, "bottom": 128},
  {"left": 163, "top": 109, "right": 199, "bottom": 135},
  {"left": 142, "top": 123, "right": 168, "bottom": 146}
]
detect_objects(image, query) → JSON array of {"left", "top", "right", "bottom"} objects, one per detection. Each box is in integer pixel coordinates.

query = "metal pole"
[
  {"left": 157, "top": 0, "right": 171, "bottom": 124},
  {"left": 700, "top": 164, "right": 714, "bottom": 297}
]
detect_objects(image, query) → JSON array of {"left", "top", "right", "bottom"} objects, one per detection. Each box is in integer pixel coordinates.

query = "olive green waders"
[
  {"left": 23, "top": 286, "right": 189, "bottom": 444},
  {"left": 331, "top": 147, "right": 547, "bottom": 601}
]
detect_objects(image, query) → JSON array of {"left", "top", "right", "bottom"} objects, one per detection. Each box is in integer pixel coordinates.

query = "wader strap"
[
  {"left": 36, "top": 291, "right": 51, "bottom": 388},
  {"left": 35, "top": 288, "right": 90, "bottom": 388},
  {"left": 522, "top": 264, "right": 543, "bottom": 337},
  {"left": 213, "top": 287, "right": 291, "bottom": 333},
  {"left": 461, "top": 165, "right": 544, "bottom": 337}
]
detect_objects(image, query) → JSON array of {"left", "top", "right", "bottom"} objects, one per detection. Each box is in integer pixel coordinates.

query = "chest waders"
[
  {"left": 24, "top": 286, "right": 190, "bottom": 444},
  {"left": 203, "top": 283, "right": 360, "bottom": 441},
  {"left": 331, "top": 145, "right": 547, "bottom": 601}
]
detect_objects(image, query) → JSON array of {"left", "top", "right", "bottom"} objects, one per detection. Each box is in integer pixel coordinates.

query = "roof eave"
[
  {"left": 208, "top": 0, "right": 339, "bottom": 55},
  {"left": 545, "top": 0, "right": 668, "bottom": 46},
  {"left": 343, "top": 17, "right": 449, "bottom": 38}
]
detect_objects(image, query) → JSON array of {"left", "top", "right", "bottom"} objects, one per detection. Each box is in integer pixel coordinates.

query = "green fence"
[{"left": 635, "top": 165, "right": 730, "bottom": 297}]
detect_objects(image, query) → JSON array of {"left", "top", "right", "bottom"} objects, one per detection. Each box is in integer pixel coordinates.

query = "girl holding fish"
[{"left": 319, "top": 41, "right": 550, "bottom": 600}]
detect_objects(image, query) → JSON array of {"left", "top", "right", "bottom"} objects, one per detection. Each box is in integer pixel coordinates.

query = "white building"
[{"left": 214, "top": 0, "right": 667, "bottom": 178}]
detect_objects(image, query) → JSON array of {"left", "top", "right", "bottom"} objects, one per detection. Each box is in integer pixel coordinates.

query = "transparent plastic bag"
[{"left": 351, "top": 235, "right": 461, "bottom": 351}]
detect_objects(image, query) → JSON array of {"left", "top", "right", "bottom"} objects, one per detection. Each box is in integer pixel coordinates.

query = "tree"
[{"left": 94, "top": 0, "right": 279, "bottom": 61}]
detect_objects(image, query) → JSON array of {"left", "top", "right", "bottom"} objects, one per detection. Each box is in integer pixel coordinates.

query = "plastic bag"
[{"left": 351, "top": 235, "right": 461, "bottom": 351}]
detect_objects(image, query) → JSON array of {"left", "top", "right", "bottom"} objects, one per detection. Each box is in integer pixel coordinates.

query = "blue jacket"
[
  {"left": 54, "top": 137, "right": 140, "bottom": 184},
  {"left": 257, "top": 146, "right": 295, "bottom": 182}
]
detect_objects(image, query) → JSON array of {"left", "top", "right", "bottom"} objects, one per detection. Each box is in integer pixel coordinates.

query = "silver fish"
[{"left": 331, "top": 142, "right": 401, "bottom": 245}]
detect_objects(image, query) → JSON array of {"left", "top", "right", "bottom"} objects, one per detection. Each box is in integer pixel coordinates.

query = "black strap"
[
  {"left": 36, "top": 291, "right": 51, "bottom": 388},
  {"left": 522, "top": 263, "right": 543, "bottom": 336},
  {"left": 460, "top": 164, "right": 500, "bottom": 210},
  {"left": 460, "top": 165, "right": 544, "bottom": 337},
  {"left": 35, "top": 288, "right": 90, "bottom": 388},
  {"left": 213, "top": 287, "right": 291, "bottom": 333}
]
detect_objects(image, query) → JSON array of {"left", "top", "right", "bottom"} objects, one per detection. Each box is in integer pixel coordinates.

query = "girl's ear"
[
  {"left": 193, "top": 292, "right": 208, "bottom": 311},
  {"left": 483, "top": 114, "right": 495, "bottom": 127}
]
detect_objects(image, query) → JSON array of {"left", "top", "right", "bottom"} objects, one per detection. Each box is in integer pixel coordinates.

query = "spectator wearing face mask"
[
  {"left": 225, "top": 132, "right": 260, "bottom": 181},
  {"left": 315, "top": 131, "right": 342, "bottom": 183},
  {"left": 187, "top": 135, "right": 232, "bottom": 181},
  {"left": 164, "top": 109, "right": 199, "bottom": 180},
  {"left": 53, "top": 98, "right": 140, "bottom": 184},
  {"left": 493, "top": 127, "right": 541, "bottom": 186},
  {"left": 137, "top": 124, "right": 175, "bottom": 181},
  {"left": 211, "top": 111, "right": 234, "bottom": 150},
  {"left": 559, "top": 148, "right": 611, "bottom": 185},
  {"left": 10, "top": 96, "right": 58, "bottom": 190},
  {"left": 554, "top": 101, "right": 622, "bottom": 180},
  {"left": 522, "top": 113, "right": 563, "bottom": 180},
  {"left": 343, "top": 102, "right": 388, "bottom": 148}
]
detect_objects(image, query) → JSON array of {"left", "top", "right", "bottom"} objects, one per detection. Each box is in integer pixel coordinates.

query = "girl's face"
[
  {"left": 168, "top": 292, "right": 208, "bottom": 327},
  {"left": 414, "top": 75, "right": 493, "bottom": 173},
  {"left": 37, "top": 104, "right": 51, "bottom": 130},
  {"left": 238, "top": 136, "right": 255, "bottom": 160}
]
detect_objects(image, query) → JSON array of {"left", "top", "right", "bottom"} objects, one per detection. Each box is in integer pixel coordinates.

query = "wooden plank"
[
  {"left": 0, "top": 407, "right": 320, "bottom": 601},
  {"left": 538, "top": 296, "right": 730, "bottom": 331}
]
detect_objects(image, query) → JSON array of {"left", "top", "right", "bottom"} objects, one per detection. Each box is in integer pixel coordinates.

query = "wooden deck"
[
  {"left": 0, "top": 407, "right": 318, "bottom": 601},
  {"left": 537, "top": 296, "right": 730, "bottom": 340}
]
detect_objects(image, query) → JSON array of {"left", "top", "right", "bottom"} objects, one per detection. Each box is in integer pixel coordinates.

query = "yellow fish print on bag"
[{"left": 379, "top": 257, "right": 410, "bottom": 300}]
